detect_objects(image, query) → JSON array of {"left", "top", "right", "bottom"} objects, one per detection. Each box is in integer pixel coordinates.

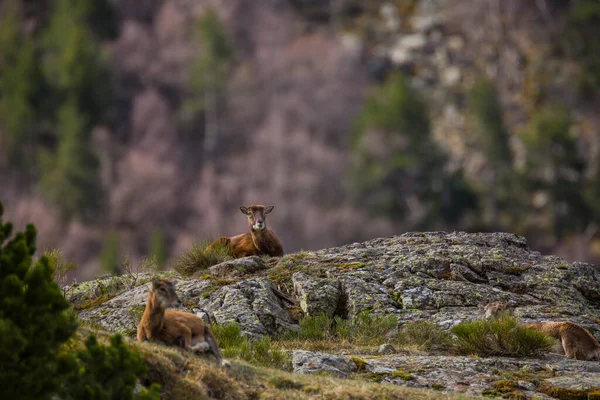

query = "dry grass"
[
  {"left": 173, "top": 240, "right": 233, "bottom": 277},
  {"left": 74, "top": 326, "right": 480, "bottom": 400},
  {"left": 135, "top": 338, "right": 476, "bottom": 400}
]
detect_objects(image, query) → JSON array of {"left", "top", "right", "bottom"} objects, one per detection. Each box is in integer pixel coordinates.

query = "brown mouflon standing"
[
  {"left": 137, "top": 278, "right": 225, "bottom": 366},
  {"left": 206, "top": 205, "right": 284, "bottom": 258},
  {"left": 524, "top": 321, "right": 600, "bottom": 360}
]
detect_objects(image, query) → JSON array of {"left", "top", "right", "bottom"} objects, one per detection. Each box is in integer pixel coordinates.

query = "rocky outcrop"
[
  {"left": 292, "top": 350, "right": 358, "bottom": 378},
  {"left": 72, "top": 232, "right": 600, "bottom": 397},
  {"left": 291, "top": 352, "right": 600, "bottom": 397},
  {"left": 195, "top": 278, "right": 299, "bottom": 338}
]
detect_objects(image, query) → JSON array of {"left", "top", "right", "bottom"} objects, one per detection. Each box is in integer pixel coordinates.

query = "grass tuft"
[
  {"left": 172, "top": 240, "right": 233, "bottom": 276},
  {"left": 211, "top": 323, "right": 291, "bottom": 370},
  {"left": 451, "top": 315, "right": 554, "bottom": 357},
  {"left": 279, "top": 312, "right": 398, "bottom": 349},
  {"left": 397, "top": 321, "right": 453, "bottom": 351}
]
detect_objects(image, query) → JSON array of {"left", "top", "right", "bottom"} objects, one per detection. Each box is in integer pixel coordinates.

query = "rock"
[
  {"left": 196, "top": 278, "right": 298, "bottom": 337},
  {"left": 517, "top": 380, "right": 536, "bottom": 391},
  {"left": 398, "top": 34, "right": 427, "bottom": 51},
  {"left": 390, "top": 46, "right": 412, "bottom": 66},
  {"left": 293, "top": 272, "right": 341, "bottom": 317},
  {"left": 447, "top": 35, "right": 465, "bottom": 51},
  {"left": 380, "top": 3, "right": 400, "bottom": 31},
  {"left": 340, "top": 353, "right": 600, "bottom": 395},
  {"left": 208, "top": 256, "right": 267, "bottom": 277},
  {"left": 544, "top": 373, "right": 600, "bottom": 390},
  {"left": 72, "top": 231, "right": 600, "bottom": 398},
  {"left": 378, "top": 344, "right": 398, "bottom": 355},
  {"left": 292, "top": 351, "right": 357, "bottom": 378},
  {"left": 441, "top": 66, "right": 461, "bottom": 86},
  {"left": 412, "top": 15, "right": 441, "bottom": 33},
  {"left": 341, "top": 274, "right": 398, "bottom": 316}
]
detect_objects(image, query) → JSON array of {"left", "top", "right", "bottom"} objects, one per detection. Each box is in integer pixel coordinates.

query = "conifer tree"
[
  {"left": 183, "top": 8, "right": 234, "bottom": 156},
  {"left": 39, "top": 100, "right": 102, "bottom": 219},
  {"left": 523, "top": 106, "right": 589, "bottom": 238},
  {"left": 351, "top": 73, "right": 475, "bottom": 228},
  {"left": 60, "top": 334, "right": 160, "bottom": 400},
  {"left": 0, "top": 0, "right": 40, "bottom": 166},
  {"left": 0, "top": 201, "right": 78, "bottom": 399}
]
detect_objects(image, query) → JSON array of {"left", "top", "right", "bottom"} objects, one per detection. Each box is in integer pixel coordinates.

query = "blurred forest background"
[{"left": 1, "top": 0, "right": 599, "bottom": 280}]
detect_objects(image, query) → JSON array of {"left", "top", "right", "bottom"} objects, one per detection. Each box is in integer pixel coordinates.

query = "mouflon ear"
[
  {"left": 240, "top": 206, "right": 249, "bottom": 215},
  {"left": 265, "top": 205, "right": 274, "bottom": 214},
  {"left": 151, "top": 278, "right": 160, "bottom": 290}
]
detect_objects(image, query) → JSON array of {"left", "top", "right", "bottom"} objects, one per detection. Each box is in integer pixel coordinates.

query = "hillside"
[
  {"left": 72, "top": 232, "right": 600, "bottom": 399},
  {"left": 2, "top": 0, "right": 600, "bottom": 280}
]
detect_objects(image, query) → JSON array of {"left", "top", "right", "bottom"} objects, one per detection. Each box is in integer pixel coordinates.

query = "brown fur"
[
  {"left": 206, "top": 205, "right": 284, "bottom": 258},
  {"left": 483, "top": 301, "right": 511, "bottom": 319},
  {"left": 137, "top": 278, "right": 225, "bottom": 366},
  {"left": 524, "top": 321, "right": 600, "bottom": 360},
  {"left": 482, "top": 302, "right": 600, "bottom": 360}
]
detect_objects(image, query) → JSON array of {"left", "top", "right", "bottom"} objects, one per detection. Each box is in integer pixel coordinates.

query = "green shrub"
[
  {"left": 0, "top": 202, "right": 79, "bottom": 399},
  {"left": 296, "top": 314, "right": 335, "bottom": 341},
  {"left": 60, "top": 334, "right": 160, "bottom": 400},
  {"left": 281, "top": 312, "right": 397, "bottom": 346},
  {"left": 451, "top": 315, "right": 554, "bottom": 357},
  {"left": 396, "top": 321, "right": 452, "bottom": 351},
  {"left": 212, "top": 323, "right": 290, "bottom": 370},
  {"left": 44, "top": 248, "right": 78, "bottom": 291},
  {"left": 0, "top": 202, "right": 160, "bottom": 399},
  {"left": 352, "top": 311, "right": 398, "bottom": 345},
  {"left": 172, "top": 240, "right": 233, "bottom": 276}
]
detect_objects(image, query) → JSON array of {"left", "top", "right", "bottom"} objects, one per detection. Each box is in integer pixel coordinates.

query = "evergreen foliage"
[
  {"left": 41, "top": 0, "right": 111, "bottom": 118},
  {"left": 522, "top": 105, "right": 589, "bottom": 238},
  {"left": 0, "top": 202, "right": 161, "bottom": 398},
  {"left": 60, "top": 334, "right": 160, "bottom": 400},
  {"left": 101, "top": 230, "right": 122, "bottom": 275},
  {"left": 469, "top": 78, "right": 512, "bottom": 170},
  {"left": 0, "top": 201, "right": 78, "bottom": 399},
  {"left": 187, "top": 8, "right": 234, "bottom": 105},
  {"left": 468, "top": 77, "right": 515, "bottom": 228},
  {"left": 149, "top": 229, "right": 168, "bottom": 270},
  {"left": 39, "top": 100, "right": 103, "bottom": 219},
  {"left": 351, "top": 73, "right": 475, "bottom": 227},
  {"left": 0, "top": 0, "right": 40, "bottom": 166},
  {"left": 568, "top": 0, "right": 600, "bottom": 99},
  {"left": 183, "top": 8, "right": 234, "bottom": 154}
]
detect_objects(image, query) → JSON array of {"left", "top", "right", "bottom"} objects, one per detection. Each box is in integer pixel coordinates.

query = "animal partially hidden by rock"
[
  {"left": 137, "top": 278, "right": 226, "bottom": 366},
  {"left": 483, "top": 301, "right": 600, "bottom": 360},
  {"left": 205, "top": 205, "right": 284, "bottom": 258},
  {"left": 482, "top": 301, "right": 513, "bottom": 319}
]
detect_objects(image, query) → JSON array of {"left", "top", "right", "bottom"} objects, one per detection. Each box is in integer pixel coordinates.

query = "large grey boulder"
[
  {"left": 208, "top": 256, "right": 268, "bottom": 277},
  {"left": 292, "top": 272, "right": 341, "bottom": 317},
  {"left": 196, "top": 278, "right": 298, "bottom": 338},
  {"left": 292, "top": 350, "right": 357, "bottom": 378}
]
